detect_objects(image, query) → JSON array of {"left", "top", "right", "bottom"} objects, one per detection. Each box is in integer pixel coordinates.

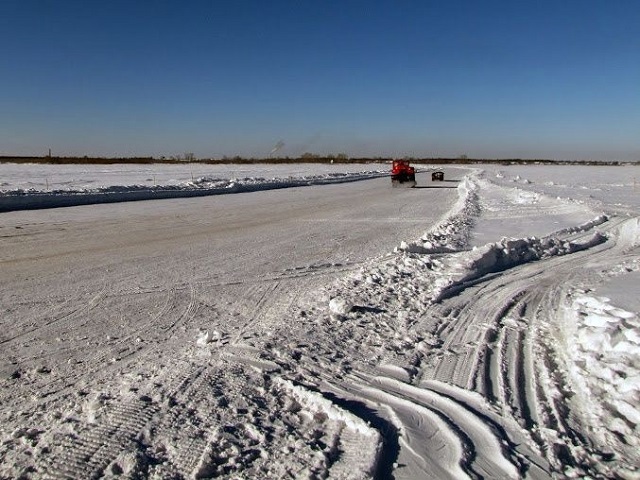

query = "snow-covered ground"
[{"left": 0, "top": 163, "right": 638, "bottom": 479}]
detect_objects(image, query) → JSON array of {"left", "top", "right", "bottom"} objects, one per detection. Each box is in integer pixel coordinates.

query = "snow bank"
[
  {"left": 0, "top": 170, "right": 387, "bottom": 212},
  {"left": 398, "top": 176, "right": 479, "bottom": 254},
  {"left": 560, "top": 292, "right": 640, "bottom": 469},
  {"left": 351, "top": 173, "right": 610, "bottom": 309},
  {"left": 274, "top": 378, "right": 382, "bottom": 478},
  {"left": 433, "top": 225, "right": 608, "bottom": 301}
]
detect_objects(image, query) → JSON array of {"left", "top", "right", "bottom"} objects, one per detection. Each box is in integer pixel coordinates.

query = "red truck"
[{"left": 391, "top": 160, "right": 416, "bottom": 187}]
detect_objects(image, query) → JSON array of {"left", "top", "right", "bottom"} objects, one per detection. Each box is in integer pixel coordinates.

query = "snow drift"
[{"left": 0, "top": 170, "right": 388, "bottom": 212}]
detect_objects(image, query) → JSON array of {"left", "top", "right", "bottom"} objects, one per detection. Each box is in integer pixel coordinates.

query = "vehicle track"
[
  {"left": 313, "top": 368, "right": 537, "bottom": 480},
  {"left": 12, "top": 284, "right": 202, "bottom": 399},
  {"left": 402, "top": 216, "right": 634, "bottom": 475},
  {"left": 0, "top": 283, "right": 108, "bottom": 347},
  {"left": 42, "top": 396, "right": 159, "bottom": 479}
]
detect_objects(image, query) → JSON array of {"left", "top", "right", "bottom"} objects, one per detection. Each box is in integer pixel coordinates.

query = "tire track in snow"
[
  {"left": 316, "top": 369, "right": 523, "bottom": 480},
  {"left": 410, "top": 215, "right": 633, "bottom": 475},
  {"left": 42, "top": 396, "right": 158, "bottom": 479},
  {"left": 158, "top": 282, "right": 199, "bottom": 334},
  {"left": 371, "top": 376, "right": 522, "bottom": 479},
  {"left": 148, "top": 365, "right": 224, "bottom": 477},
  {"left": 368, "top": 386, "right": 470, "bottom": 480},
  {"left": 11, "top": 283, "right": 204, "bottom": 405},
  {"left": 426, "top": 265, "right": 578, "bottom": 472},
  {"left": 0, "top": 283, "right": 108, "bottom": 347},
  {"left": 38, "top": 362, "right": 227, "bottom": 479},
  {"left": 481, "top": 291, "right": 528, "bottom": 405}
]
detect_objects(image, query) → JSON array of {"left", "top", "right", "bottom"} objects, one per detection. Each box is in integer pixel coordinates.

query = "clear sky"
[{"left": 1, "top": 0, "right": 639, "bottom": 160}]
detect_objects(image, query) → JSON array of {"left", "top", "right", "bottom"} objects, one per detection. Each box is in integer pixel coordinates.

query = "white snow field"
[{"left": 0, "top": 163, "right": 639, "bottom": 479}]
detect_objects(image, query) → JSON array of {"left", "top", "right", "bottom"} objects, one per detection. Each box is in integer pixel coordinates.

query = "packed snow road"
[{"left": 0, "top": 171, "right": 460, "bottom": 478}]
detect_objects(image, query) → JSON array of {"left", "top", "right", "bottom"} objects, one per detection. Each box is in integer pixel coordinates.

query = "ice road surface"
[{"left": 0, "top": 163, "right": 639, "bottom": 479}]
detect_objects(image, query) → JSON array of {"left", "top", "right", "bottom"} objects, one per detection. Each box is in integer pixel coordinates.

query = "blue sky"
[{"left": 1, "top": 1, "right": 638, "bottom": 160}]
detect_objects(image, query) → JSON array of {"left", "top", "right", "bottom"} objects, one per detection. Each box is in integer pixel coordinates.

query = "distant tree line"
[
  {"left": 0, "top": 156, "right": 160, "bottom": 165},
  {"left": 0, "top": 155, "right": 637, "bottom": 166}
]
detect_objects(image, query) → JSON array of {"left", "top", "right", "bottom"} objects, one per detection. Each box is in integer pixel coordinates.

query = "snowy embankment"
[{"left": 0, "top": 169, "right": 388, "bottom": 212}]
